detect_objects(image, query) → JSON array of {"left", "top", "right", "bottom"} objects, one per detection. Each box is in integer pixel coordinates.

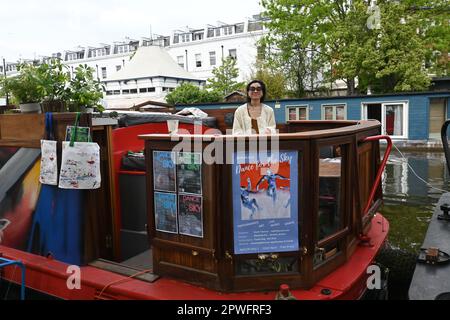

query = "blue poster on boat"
[
  {"left": 232, "top": 151, "right": 299, "bottom": 255},
  {"left": 154, "top": 192, "right": 178, "bottom": 234}
]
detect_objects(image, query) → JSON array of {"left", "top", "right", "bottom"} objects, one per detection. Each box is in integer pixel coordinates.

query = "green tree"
[
  {"left": 165, "top": 82, "right": 221, "bottom": 105},
  {"left": 261, "top": 0, "right": 448, "bottom": 95},
  {"left": 206, "top": 56, "right": 245, "bottom": 96},
  {"left": 248, "top": 61, "right": 288, "bottom": 99}
]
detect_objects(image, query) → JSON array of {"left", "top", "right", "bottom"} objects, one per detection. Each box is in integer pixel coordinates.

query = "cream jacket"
[{"left": 232, "top": 103, "right": 277, "bottom": 135}]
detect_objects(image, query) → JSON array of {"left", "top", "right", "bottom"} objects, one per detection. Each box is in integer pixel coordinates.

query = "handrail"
[
  {"left": 441, "top": 120, "right": 450, "bottom": 174},
  {"left": 361, "top": 135, "right": 392, "bottom": 216},
  {"left": 0, "top": 257, "right": 26, "bottom": 300}
]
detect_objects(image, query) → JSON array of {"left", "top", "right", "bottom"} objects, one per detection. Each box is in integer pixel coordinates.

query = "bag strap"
[
  {"left": 45, "top": 112, "right": 55, "bottom": 141},
  {"left": 70, "top": 112, "right": 81, "bottom": 147}
]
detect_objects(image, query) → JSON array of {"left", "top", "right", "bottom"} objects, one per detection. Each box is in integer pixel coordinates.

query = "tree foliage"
[
  {"left": 206, "top": 56, "right": 245, "bottom": 96},
  {"left": 248, "top": 61, "right": 289, "bottom": 99},
  {"left": 165, "top": 82, "right": 221, "bottom": 105},
  {"left": 261, "top": 0, "right": 449, "bottom": 95}
]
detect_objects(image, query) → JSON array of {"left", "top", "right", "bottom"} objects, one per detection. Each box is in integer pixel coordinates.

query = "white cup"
[{"left": 167, "top": 120, "right": 179, "bottom": 134}]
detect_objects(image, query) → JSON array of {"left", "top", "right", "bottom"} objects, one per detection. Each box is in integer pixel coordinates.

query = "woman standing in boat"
[{"left": 232, "top": 80, "right": 276, "bottom": 135}]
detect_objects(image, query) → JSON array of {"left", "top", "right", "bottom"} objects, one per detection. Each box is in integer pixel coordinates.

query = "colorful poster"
[
  {"left": 153, "top": 151, "right": 176, "bottom": 192},
  {"left": 154, "top": 192, "right": 178, "bottom": 234},
  {"left": 177, "top": 152, "right": 202, "bottom": 195},
  {"left": 232, "top": 151, "right": 299, "bottom": 255},
  {"left": 178, "top": 194, "right": 203, "bottom": 238}
]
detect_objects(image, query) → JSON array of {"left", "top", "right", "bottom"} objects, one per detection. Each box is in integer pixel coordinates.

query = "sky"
[{"left": 0, "top": 0, "right": 263, "bottom": 62}]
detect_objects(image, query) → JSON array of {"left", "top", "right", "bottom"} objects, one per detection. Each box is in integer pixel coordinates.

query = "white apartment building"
[{"left": 1, "top": 15, "right": 267, "bottom": 106}]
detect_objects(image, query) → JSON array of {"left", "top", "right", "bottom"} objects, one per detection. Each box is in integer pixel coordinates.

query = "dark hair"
[{"left": 246, "top": 80, "right": 266, "bottom": 103}]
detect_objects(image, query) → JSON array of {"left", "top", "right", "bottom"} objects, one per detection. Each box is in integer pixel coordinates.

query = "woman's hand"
[{"left": 264, "top": 128, "right": 272, "bottom": 134}]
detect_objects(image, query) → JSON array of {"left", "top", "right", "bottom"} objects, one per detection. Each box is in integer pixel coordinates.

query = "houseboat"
[
  {"left": 0, "top": 111, "right": 391, "bottom": 300},
  {"left": 185, "top": 90, "right": 450, "bottom": 147}
]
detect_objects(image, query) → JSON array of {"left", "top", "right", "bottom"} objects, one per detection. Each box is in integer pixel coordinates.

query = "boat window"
[
  {"left": 235, "top": 256, "right": 298, "bottom": 275},
  {"left": 314, "top": 145, "right": 344, "bottom": 266},
  {"left": 318, "top": 146, "right": 342, "bottom": 240}
]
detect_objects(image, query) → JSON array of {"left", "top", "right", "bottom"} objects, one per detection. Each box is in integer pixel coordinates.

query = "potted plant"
[
  {"left": 65, "top": 64, "right": 105, "bottom": 113},
  {"left": 40, "top": 58, "right": 70, "bottom": 112},
  {"left": 0, "top": 62, "right": 44, "bottom": 113}
]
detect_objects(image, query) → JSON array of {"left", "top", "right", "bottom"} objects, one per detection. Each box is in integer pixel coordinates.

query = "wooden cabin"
[{"left": 140, "top": 120, "right": 386, "bottom": 292}]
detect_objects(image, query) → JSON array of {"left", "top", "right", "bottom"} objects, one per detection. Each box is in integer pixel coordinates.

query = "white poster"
[{"left": 39, "top": 140, "right": 58, "bottom": 185}]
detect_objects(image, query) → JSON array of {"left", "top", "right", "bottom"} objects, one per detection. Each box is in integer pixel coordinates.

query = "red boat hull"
[{"left": 0, "top": 214, "right": 388, "bottom": 300}]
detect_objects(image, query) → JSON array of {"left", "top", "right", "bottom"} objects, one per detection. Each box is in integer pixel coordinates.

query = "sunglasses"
[{"left": 249, "top": 87, "right": 262, "bottom": 92}]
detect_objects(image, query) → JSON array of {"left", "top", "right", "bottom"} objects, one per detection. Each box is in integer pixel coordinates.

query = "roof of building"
[
  {"left": 106, "top": 46, "right": 201, "bottom": 82},
  {"left": 105, "top": 96, "right": 168, "bottom": 110},
  {"left": 224, "top": 91, "right": 246, "bottom": 99}
]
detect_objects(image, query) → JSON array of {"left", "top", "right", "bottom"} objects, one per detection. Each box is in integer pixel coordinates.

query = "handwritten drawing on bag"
[
  {"left": 58, "top": 141, "right": 101, "bottom": 189},
  {"left": 39, "top": 140, "right": 58, "bottom": 185}
]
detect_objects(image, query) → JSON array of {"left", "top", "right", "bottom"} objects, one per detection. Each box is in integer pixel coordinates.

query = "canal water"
[{"left": 381, "top": 149, "right": 449, "bottom": 253}]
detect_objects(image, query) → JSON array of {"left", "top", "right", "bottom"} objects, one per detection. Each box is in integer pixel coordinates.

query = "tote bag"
[
  {"left": 39, "top": 113, "right": 58, "bottom": 185},
  {"left": 58, "top": 113, "right": 101, "bottom": 189}
]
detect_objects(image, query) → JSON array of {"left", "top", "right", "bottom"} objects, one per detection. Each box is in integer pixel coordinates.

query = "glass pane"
[
  {"left": 336, "top": 106, "right": 345, "bottom": 120},
  {"left": 236, "top": 257, "right": 298, "bottom": 275},
  {"left": 288, "top": 109, "right": 297, "bottom": 120},
  {"left": 299, "top": 108, "right": 307, "bottom": 120},
  {"left": 324, "top": 107, "right": 333, "bottom": 120},
  {"left": 318, "top": 146, "right": 342, "bottom": 241},
  {"left": 385, "top": 104, "right": 403, "bottom": 136}
]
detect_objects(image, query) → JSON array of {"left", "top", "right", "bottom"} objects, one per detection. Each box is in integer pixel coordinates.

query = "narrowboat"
[{"left": 0, "top": 111, "right": 390, "bottom": 300}]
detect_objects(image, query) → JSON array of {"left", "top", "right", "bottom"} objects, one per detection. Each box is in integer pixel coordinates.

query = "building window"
[
  {"left": 148, "top": 87, "right": 156, "bottom": 92},
  {"left": 122, "top": 89, "right": 130, "bottom": 94},
  {"left": 106, "top": 91, "right": 112, "bottom": 95},
  {"left": 235, "top": 23, "right": 244, "bottom": 33},
  {"left": 362, "top": 102, "right": 408, "bottom": 138},
  {"left": 177, "top": 56, "right": 185, "bottom": 68},
  {"left": 118, "top": 45, "right": 129, "bottom": 54},
  {"left": 113, "top": 90, "right": 120, "bottom": 95},
  {"left": 140, "top": 88, "right": 147, "bottom": 93},
  {"left": 101, "top": 67, "right": 107, "bottom": 79},
  {"left": 248, "top": 21, "right": 263, "bottom": 32},
  {"left": 116, "top": 65, "right": 121, "bottom": 71},
  {"left": 173, "top": 35, "right": 179, "bottom": 44},
  {"left": 223, "top": 26, "right": 233, "bottom": 35},
  {"left": 66, "top": 53, "right": 77, "bottom": 61},
  {"left": 130, "top": 89, "right": 138, "bottom": 94},
  {"left": 322, "top": 104, "right": 346, "bottom": 120},
  {"left": 193, "top": 33, "right": 203, "bottom": 41},
  {"left": 207, "top": 28, "right": 214, "bottom": 38},
  {"left": 229, "top": 49, "right": 237, "bottom": 60},
  {"left": 209, "top": 51, "right": 216, "bottom": 66},
  {"left": 215, "top": 28, "right": 221, "bottom": 37},
  {"left": 181, "top": 34, "right": 190, "bottom": 42},
  {"left": 195, "top": 54, "right": 202, "bottom": 68},
  {"left": 286, "top": 105, "right": 309, "bottom": 121}
]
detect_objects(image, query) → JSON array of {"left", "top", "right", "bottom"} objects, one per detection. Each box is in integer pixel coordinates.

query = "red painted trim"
[
  {"left": 361, "top": 135, "right": 392, "bottom": 216},
  {"left": 0, "top": 214, "right": 388, "bottom": 300}
]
